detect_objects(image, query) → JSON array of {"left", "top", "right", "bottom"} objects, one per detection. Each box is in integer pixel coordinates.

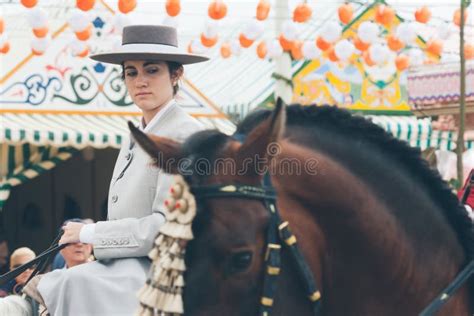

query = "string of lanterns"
[
  {"left": 0, "top": 0, "right": 472, "bottom": 64},
  {"left": 182, "top": 1, "right": 472, "bottom": 72}
]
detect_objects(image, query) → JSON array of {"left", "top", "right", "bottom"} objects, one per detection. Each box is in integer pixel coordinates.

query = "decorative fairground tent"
[
  {"left": 407, "top": 61, "right": 474, "bottom": 182},
  {"left": 291, "top": 1, "right": 473, "bottom": 152},
  {"left": 204, "top": 1, "right": 473, "bottom": 155},
  {"left": 0, "top": 1, "right": 235, "bottom": 210}
]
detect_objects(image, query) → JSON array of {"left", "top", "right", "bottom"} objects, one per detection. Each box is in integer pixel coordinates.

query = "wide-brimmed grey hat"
[{"left": 90, "top": 25, "right": 209, "bottom": 65}]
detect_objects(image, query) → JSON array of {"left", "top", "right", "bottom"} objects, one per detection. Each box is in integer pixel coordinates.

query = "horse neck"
[{"left": 271, "top": 141, "right": 467, "bottom": 314}]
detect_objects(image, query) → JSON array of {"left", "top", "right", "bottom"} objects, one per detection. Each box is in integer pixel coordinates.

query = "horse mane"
[{"left": 237, "top": 105, "right": 474, "bottom": 265}]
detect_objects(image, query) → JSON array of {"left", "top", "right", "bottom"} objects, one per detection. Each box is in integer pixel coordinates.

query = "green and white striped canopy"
[
  {"left": 367, "top": 115, "right": 473, "bottom": 151},
  {"left": 0, "top": 112, "right": 235, "bottom": 209}
]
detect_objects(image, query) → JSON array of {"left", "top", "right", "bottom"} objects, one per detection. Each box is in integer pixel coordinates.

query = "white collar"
[{"left": 140, "top": 99, "right": 176, "bottom": 132}]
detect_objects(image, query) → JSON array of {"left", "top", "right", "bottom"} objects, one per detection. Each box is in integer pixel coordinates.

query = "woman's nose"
[{"left": 135, "top": 74, "right": 148, "bottom": 88}]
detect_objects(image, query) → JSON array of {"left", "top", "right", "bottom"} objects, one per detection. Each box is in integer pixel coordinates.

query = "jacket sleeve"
[{"left": 92, "top": 172, "right": 174, "bottom": 260}]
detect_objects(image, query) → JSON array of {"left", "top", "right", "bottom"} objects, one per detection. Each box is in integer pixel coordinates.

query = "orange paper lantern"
[
  {"left": 77, "top": 48, "right": 89, "bottom": 58},
  {"left": 375, "top": 5, "right": 395, "bottom": 26},
  {"left": 327, "top": 46, "right": 339, "bottom": 62},
  {"left": 200, "top": 33, "right": 218, "bottom": 48},
  {"left": 415, "top": 6, "right": 431, "bottom": 24},
  {"left": 293, "top": 3, "right": 312, "bottom": 23},
  {"left": 291, "top": 40, "right": 303, "bottom": 60},
  {"left": 77, "top": 0, "right": 95, "bottom": 11},
  {"left": 32, "top": 48, "right": 44, "bottom": 56},
  {"left": 118, "top": 0, "right": 137, "bottom": 14},
  {"left": 166, "top": 0, "right": 181, "bottom": 17},
  {"left": 0, "top": 42, "right": 10, "bottom": 54},
  {"left": 362, "top": 50, "right": 376, "bottom": 66},
  {"left": 220, "top": 42, "right": 231, "bottom": 58},
  {"left": 208, "top": 0, "right": 227, "bottom": 20},
  {"left": 33, "top": 27, "right": 49, "bottom": 38},
  {"left": 239, "top": 33, "right": 254, "bottom": 48},
  {"left": 353, "top": 36, "right": 370, "bottom": 52},
  {"left": 338, "top": 3, "right": 353, "bottom": 25},
  {"left": 453, "top": 9, "right": 468, "bottom": 27},
  {"left": 0, "top": 17, "right": 4, "bottom": 34},
  {"left": 256, "top": 0, "right": 270, "bottom": 21},
  {"left": 75, "top": 25, "right": 92, "bottom": 41},
  {"left": 395, "top": 54, "right": 410, "bottom": 71},
  {"left": 21, "top": 0, "right": 37, "bottom": 8},
  {"left": 279, "top": 34, "right": 294, "bottom": 51},
  {"left": 316, "top": 36, "right": 331, "bottom": 51},
  {"left": 387, "top": 34, "right": 405, "bottom": 52},
  {"left": 465, "top": 43, "right": 474, "bottom": 59},
  {"left": 256, "top": 41, "right": 267, "bottom": 59},
  {"left": 426, "top": 39, "right": 443, "bottom": 56}
]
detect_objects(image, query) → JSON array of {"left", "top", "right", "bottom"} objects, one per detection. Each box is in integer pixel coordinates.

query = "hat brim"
[{"left": 90, "top": 52, "right": 209, "bottom": 65}]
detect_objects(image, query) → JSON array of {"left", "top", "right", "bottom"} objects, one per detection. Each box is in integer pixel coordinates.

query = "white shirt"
[{"left": 79, "top": 99, "right": 176, "bottom": 244}]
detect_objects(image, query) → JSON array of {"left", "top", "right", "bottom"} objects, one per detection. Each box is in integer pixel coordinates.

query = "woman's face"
[{"left": 123, "top": 60, "right": 179, "bottom": 120}]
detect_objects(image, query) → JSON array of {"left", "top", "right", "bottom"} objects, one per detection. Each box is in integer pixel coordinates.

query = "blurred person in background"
[
  {"left": 51, "top": 218, "right": 94, "bottom": 270},
  {"left": 0, "top": 247, "right": 36, "bottom": 296}
]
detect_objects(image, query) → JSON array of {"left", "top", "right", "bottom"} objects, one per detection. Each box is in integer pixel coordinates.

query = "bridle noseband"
[{"left": 191, "top": 182, "right": 322, "bottom": 316}]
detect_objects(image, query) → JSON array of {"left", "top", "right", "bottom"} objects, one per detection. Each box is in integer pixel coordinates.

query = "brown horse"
[{"left": 130, "top": 100, "right": 474, "bottom": 316}]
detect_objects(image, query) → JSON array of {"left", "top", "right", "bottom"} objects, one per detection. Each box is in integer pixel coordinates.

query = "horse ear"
[
  {"left": 237, "top": 97, "right": 286, "bottom": 171},
  {"left": 128, "top": 121, "right": 183, "bottom": 174}
]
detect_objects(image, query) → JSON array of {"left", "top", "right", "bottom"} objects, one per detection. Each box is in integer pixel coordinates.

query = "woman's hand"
[{"left": 59, "top": 222, "right": 85, "bottom": 244}]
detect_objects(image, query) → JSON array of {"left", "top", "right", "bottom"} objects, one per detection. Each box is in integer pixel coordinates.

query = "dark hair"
[{"left": 121, "top": 61, "right": 183, "bottom": 96}]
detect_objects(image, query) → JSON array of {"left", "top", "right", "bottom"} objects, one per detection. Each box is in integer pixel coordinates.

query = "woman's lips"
[{"left": 136, "top": 92, "right": 151, "bottom": 97}]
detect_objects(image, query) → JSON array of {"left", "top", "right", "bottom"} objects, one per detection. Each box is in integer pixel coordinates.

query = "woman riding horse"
[{"left": 29, "top": 25, "right": 208, "bottom": 315}]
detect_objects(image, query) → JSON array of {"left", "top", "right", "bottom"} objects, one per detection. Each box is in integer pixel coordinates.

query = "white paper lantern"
[
  {"left": 396, "top": 22, "right": 417, "bottom": 45},
  {"left": 230, "top": 39, "right": 242, "bottom": 56},
  {"left": 162, "top": 15, "right": 179, "bottom": 29},
  {"left": 437, "top": 23, "right": 455, "bottom": 40},
  {"left": 0, "top": 33, "right": 9, "bottom": 47},
  {"left": 70, "top": 40, "right": 88, "bottom": 56},
  {"left": 302, "top": 40, "right": 321, "bottom": 59},
  {"left": 282, "top": 20, "right": 299, "bottom": 41},
  {"left": 358, "top": 21, "right": 378, "bottom": 44},
  {"left": 320, "top": 21, "right": 342, "bottom": 43},
  {"left": 334, "top": 39, "right": 355, "bottom": 61},
  {"left": 203, "top": 19, "right": 219, "bottom": 39},
  {"left": 31, "top": 36, "right": 51, "bottom": 53},
  {"left": 191, "top": 38, "right": 206, "bottom": 54},
  {"left": 267, "top": 39, "right": 283, "bottom": 59},
  {"left": 408, "top": 48, "right": 425, "bottom": 66},
  {"left": 243, "top": 19, "right": 264, "bottom": 41},
  {"left": 113, "top": 13, "right": 131, "bottom": 34},
  {"left": 369, "top": 43, "right": 389, "bottom": 65},
  {"left": 68, "top": 9, "right": 91, "bottom": 32},
  {"left": 27, "top": 8, "right": 48, "bottom": 28}
]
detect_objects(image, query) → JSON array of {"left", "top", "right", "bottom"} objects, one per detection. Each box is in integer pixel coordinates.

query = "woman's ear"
[{"left": 172, "top": 66, "right": 184, "bottom": 84}]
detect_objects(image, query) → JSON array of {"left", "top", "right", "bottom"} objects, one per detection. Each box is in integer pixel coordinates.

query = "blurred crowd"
[{"left": 0, "top": 218, "right": 95, "bottom": 298}]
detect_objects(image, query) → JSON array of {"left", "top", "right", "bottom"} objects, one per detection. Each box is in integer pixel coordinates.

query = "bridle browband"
[{"left": 191, "top": 182, "right": 322, "bottom": 316}]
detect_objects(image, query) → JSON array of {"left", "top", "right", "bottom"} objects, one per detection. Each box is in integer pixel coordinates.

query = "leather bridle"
[{"left": 190, "top": 182, "right": 322, "bottom": 316}]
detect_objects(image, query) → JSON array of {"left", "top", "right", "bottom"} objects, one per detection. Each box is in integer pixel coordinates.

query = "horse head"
[
  {"left": 130, "top": 99, "right": 288, "bottom": 315},
  {"left": 130, "top": 99, "right": 474, "bottom": 316}
]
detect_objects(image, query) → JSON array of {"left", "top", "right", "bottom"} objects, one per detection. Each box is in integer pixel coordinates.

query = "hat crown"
[{"left": 122, "top": 25, "right": 178, "bottom": 47}]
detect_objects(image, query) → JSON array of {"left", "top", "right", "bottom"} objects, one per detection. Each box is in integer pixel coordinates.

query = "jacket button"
[{"left": 111, "top": 195, "right": 118, "bottom": 203}]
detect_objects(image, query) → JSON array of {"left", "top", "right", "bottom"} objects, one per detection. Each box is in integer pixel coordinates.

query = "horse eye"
[{"left": 228, "top": 251, "right": 253, "bottom": 275}]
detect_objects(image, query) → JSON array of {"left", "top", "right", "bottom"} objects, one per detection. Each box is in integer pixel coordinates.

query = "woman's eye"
[
  {"left": 146, "top": 68, "right": 158, "bottom": 74},
  {"left": 125, "top": 71, "right": 137, "bottom": 77}
]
